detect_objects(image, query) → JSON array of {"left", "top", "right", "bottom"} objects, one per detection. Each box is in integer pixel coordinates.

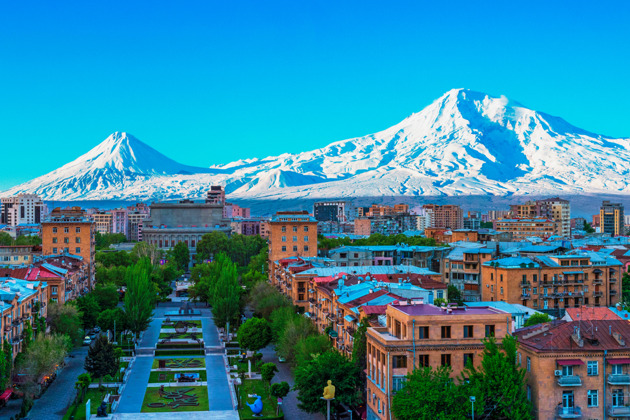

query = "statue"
[
  {"left": 323, "top": 380, "right": 335, "bottom": 399},
  {"left": 246, "top": 394, "right": 263, "bottom": 417},
  {"left": 96, "top": 401, "right": 108, "bottom": 417}
]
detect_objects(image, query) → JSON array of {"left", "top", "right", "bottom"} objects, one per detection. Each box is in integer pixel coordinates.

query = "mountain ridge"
[{"left": 4, "top": 89, "right": 630, "bottom": 201}]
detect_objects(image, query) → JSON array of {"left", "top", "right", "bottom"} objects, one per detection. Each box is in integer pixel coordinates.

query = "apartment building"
[
  {"left": 206, "top": 185, "right": 225, "bottom": 204},
  {"left": 224, "top": 203, "right": 250, "bottom": 219},
  {"left": 0, "top": 245, "right": 38, "bottom": 266},
  {"left": 41, "top": 207, "right": 95, "bottom": 289},
  {"left": 365, "top": 301, "right": 512, "bottom": 420},
  {"left": 314, "top": 201, "right": 354, "bottom": 223},
  {"left": 481, "top": 253, "right": 622, "bottom": 315},
  {"left": 422, "top": 204, "right": 463, "bottom": 229},
  {"left": 444, "top": 247, "right": 495, "bottom": 302},
  {"left": 358, "top": 204, "right": 409, "bottom": 218},
  {"left": 493, "top": 218, "right": 558, "bottom": 240},
  {"left": 268, "top": 211, "right": 318, "bottom": 277},
  {"left": 90, "top": 211, "right": 113, "bottom": 234},
  {"left": 509, "top": 197, "right": 571, "bottom": 237},
  {"left": 600, "top": 201, "right": 625, "bottom": 237},
  {"left": 354, "top": 218, "right": 371, "bottom": 236},
  {"left": 327, "top": 245, "right": 448, "bottom": 272},
  {"left": 0, "top": 194, "right": 47, "bottom": 226},
  {"left": 515, "top": 320, "right": 630, "bottom": 420}
]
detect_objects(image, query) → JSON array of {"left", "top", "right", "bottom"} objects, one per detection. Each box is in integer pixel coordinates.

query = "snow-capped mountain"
[{"left": 4, "top": 89, "right": 630, "bottom": 201}]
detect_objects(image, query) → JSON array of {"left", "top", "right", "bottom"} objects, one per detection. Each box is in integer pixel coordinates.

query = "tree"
[
  {"left": 0, "top": 232, "right": 12, "bottom": 246},
  {"left": 463, "top": 335, "right": 532, "bottom": 419},
  {"left": 523, "top": 312, "right": 552, "bottom": 327},
  {"left": 238, "top": 317, "right": 272, "bottom": 352},
  {"left": 278, "top": 315, "right": 317, "bottom": 365},
  {"left": 351, "top": 318, "right": 369, "bottom": 383},
  {"left": 124, "top": 262, "right": 155, "bottom": 335},
  {"left": 132, "top": 242, "right": 162, "bottom": 265},
  {"left": 22, "top": 319, "right": 34, "bottom": 350},
  {"left": 76, "top": 294, "right": 101, "bottom": 330},
  {"left": 17, "top": 334, "right": 68, "bottom": 396},
  {"left": 270, "top": 381, "right": 290, "bottom": 415},
  {"left": 622, "top": 269, "right": 630, "bottom": 308},
  {"left": 15, "top": 235, "right": 42, "bottom": 245},
  {"left": 97, "top": 308, "right": 127, "bottom": 334},
  {"left": 75, "top": 373, "right": 92, "bottom": 403},
  {"left": 47, "top": 302, "right": 83, "bottom": 345},
  {"left": 269, "top": 306, "right": 296, "bottom": 342},
  {"left": 447, "top": 285, "right": 464, "bottom": 305},
  {"left": 294, "top": 335, "right": 331, "bottom": 367},
  {"left": 196, "top": 231, "right": 229, "bottom": 263},
  {"left": 261, "top": 362, "right": 278, "bottom": 385},
  {"left": 391, "top": 366, "right": 474, "bottom": 420},
  {"left": 294, "top": 350, "right": 360, "bottom": 415},
  {"left": 211, "top": 256, "right": 242, "bottom": 329},
  {"left": 171, "top": 241, "right": 190, "bottom": 271},
  {"left": 584, "top": 222, "right": 596, "bottom": 234},
  {"left": 85, "top": 336, "right": 118, "bottom": 387},
  {"left": 0, "top": 341, "right": 8, "bottom": 391},
  {"left": 92, "top": 284, "right": 120, "bottom": 311}
]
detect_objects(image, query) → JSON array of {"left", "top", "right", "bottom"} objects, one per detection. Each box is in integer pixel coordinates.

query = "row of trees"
[
  {"left": 317, "top": 233, "right": 439, "bottom": 251},
  {"left": 0, "top": 232, "right": 41, "bottom": 246},
  {"left": 195, "top": 232, "right": 267, "bottom": 267}
]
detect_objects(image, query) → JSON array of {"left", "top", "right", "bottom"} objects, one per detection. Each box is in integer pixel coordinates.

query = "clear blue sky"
[{"left": 1, "top": 0, "right": 629, "bottom": 190}]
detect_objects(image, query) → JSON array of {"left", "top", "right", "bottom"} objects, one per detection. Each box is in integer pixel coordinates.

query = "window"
[
  {"left": 51, "top": 286, "right": 58, "bottom": 294},
  {"left": 304, "top": 236, "right": 309, "bottom": 242},
  {"left": 76, "top": 237, "right": 81, "bottom": 243},
  {"left": 392, "top": 376, "right": 407, "bottom": 392},
  {"left": 500, "top": 274, "right": 503, "bottom": 282},
  {"left": 75, "top": 227, "right": 81, "bottom": 233},
  {"left": 441, "top": 326, "right": 451, "bottom": 338},
  {"left": 64, "top": 247, "right": 69, "bottom": 253},
  {"left": 304, "top": 245, "right": 309, "bottom": 252},
  {"left": 304, "top": 226, "right": 309, "bottom": 232},
  {"left": 612, "top": 389, "right": 624, "bottom": 407},
  {"left": 522, "top": 274, "right": 527, "bottom": 283},
  {"left": 491, "top": 285, "right": 493, "bottom": 292},
  {"left": 587, "top": 390, "right": 599, "bottom": 407},
  {"left": 52, "top": 247, "right": 57, "bottom": 254},
  {"left": 392, "top": 355, "right": 407, "bottom": 369},
  {"left": 418, "top": 326, "right": 429, "bottom": 339},
  {"left": 292, "top": 236, "right": 297, "bottom": 242},
  {"left": 533, "top": 274, "right": 537, "bottom": 282},
  {"left": 292, "top": 226, "right": 298, "bottom": 232},
  {"left": 281, "top": 236, "right": 286, "bottom": 242},
  {"left": 75, "top": 247, "right": 81, "bottom": 253},
  {"left": 281, "top": 226, "right": 286, "bottom": 232},
  {"left": 292, "top": 246, "right": 298, "bottom": 252},
  {"left": 500, "top": 287, "right": 503, "bottom": 295},
  {"left": 441, "top": 354, "right": 451, "bottom": 367},
  {"left": 64, "top": 237, "right": 69, "bottom": 243},
  {"left": 52, "top": 227, "right": 58, "bottom": 233},
  {"left": 281, "top": 246, "right": 286, "bottom": 252},
  {"left": 527, "top": 385, "right": 532, "bottom": 401},
  {"left": 533, "top": 287, "right": 537, "bottom": 295},
  {"left": 418, "top": 354, "right": 429, "bottom": 367},
  {"left": 64, "top": 227, "right": 69, "bottom": 233},
  {"left": 463, "top": 353, "right": 474, "bottom": 367},
  {"left": 611, "top": 364, "right": 623, "bottom": 375},
  {"left": 485, "top": 325, "right": 495, "bottom": 337},
  {"left": 52, "top": 237, "right": 58, "bottom": 243},
  {"left": 527, "top": 357, "right": 531, "bottom": 372},
  {"left": 587, "top": 361, "right": 598, "bottom": 376}
]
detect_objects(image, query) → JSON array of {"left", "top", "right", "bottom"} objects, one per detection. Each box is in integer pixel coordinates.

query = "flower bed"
[
  {"left": 152, "top": 358, "right": 206, "bottom": 370},
  {"left": 148, "top": 370, "right": 207, "bottom": 383},
  {"left": 141, "top": 386, "right": 209, "bottom": 412}
]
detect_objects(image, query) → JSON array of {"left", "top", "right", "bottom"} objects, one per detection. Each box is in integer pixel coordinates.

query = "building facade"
[
  {"left": 600, "top": 201, "right": 625, "bottom": 237},
  {"left": 422, "top": 204, "right": 463, "bottom": 229},
  {"left": 268, "top": 211, "right": 318, "bottom": 276},
  {"left": 314, "top": 201, "right": 354, "bottom": 223},
  {"left": 0, "top": 194, "right": 47, "bottom": 227},
  {"left": 509, "top": 197, "right": 571, "bottom": 237},
  {"left": 493, "top": 218, "right": 558, "bottom": 241}
]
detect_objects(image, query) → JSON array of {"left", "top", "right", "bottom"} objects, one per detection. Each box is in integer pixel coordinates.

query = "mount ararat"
[{"left": 4, "top": 89, "right": 630, "bottom": 202}]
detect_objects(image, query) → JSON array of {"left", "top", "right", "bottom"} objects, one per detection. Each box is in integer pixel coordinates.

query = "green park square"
[
  {"left": 152, "top": 357, "right": 206, "bottom": 369},
  {"left": 141, "top": 386, "right": 209, "bottom": 412}
]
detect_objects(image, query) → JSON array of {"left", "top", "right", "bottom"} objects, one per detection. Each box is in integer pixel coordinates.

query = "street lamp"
[{"left": 469, "top": 396, "right": 475, "bottom": 419}]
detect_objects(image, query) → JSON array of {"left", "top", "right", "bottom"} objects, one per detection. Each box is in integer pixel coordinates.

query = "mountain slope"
[{"left": 4, "top": 89, "right": 630, "bottom": 201}]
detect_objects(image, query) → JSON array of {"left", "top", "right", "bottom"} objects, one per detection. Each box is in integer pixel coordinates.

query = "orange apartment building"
[
  {"left": 365, "top": 301, "right": 512, "bottom": 420},
  {"left": 515, "top": 319, "right": 630, "bottom": 420},
  {"left": 444, "top": 247, "right": 495, "bottom": 302},
  {"left": 493, "top": 218, "right": 558, "bottom": 240},
  {"left": 268, "top": 211, "right": 318, "bottom": 278},
  {"left": 41, "top": 207, "right": 96, "bottom": 289},
  {"left": 357, "top": 204, "right": 409, "bottom": 218},
  {"left": 422, "top": 204, "right": 463, "bottom": 229},
  {"left": 481, "top": 254, "right": 622, "bottom": 314}
]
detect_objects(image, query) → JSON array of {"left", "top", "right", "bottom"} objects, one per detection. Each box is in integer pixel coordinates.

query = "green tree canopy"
[
  {"left": 170, "top": 241, "right": 190, "bottom": 271},
  {"left": 277, "top": 315, "right": 317, "bottom": 365},
  {"left": 17, "top": 334, "right": 69, "bottom": 396},
  {"left": 47, "top": 302, "right": 83, "bottom": 345},
  {"left": 84, "top": 335, "right": 118, "bottom": 386},
  {"left": 238, "top": 317, "right": 272, "bottom": 352},
  {"left": 76, "top": 294, "right": 101, "bottom": 330},
  {"left": 123, "top": 262, "right": 155, "bottom": 335},
  {"left": 293, "top": 350, "right": 361, "bottom": 415},
  {"left": 211, "top": 255, "right": 242, "bottom": 329},
  {"left": 351, "top": 318, "right": 369, "bottom": 384},
  {"left": 0, "top": 232, "right": 12, "bottom": 246},
  {"left": 447, "top": 285, "right": 464, "bottom": 305},
  {"left": 92, "top": 284, "right": 120, "bottom": 311},
  {"left": 97, "top": 308, "right": 127, "bottom": 334},
  {"left": 294, "top": 335, "right": 331, "bottom": 367},
  {"left": 523, "top": 312, "right": 552, "bottom": 327},
  {"left": 260, "top": 362, "right": 278, "bottom": 385}
]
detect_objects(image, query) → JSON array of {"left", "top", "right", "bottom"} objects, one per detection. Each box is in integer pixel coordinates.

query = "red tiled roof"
[
  {"left": 565, "top": 307, "right": 621, "bottom": 321},
  {"left": 516, "top": 320, "right": 630, "bottom": 352},
  {"left": 0, "top": 267, "right": 29, "bottom": 279},
  {"left": 361, "top": 305, "right": 388, "bottom": 315},
  {"left": 345, "top": 289, "right": 389, "bottom": 307}
]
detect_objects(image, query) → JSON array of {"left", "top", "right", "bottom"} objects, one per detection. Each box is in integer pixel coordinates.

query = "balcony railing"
[
  {"left": 593, "top": 278, "right": 603, "bottom": 284},
  {"left": 610, "top": 277, "right": 617, "bottom": 283},
  {"left": 608, "top": 374, "right": 630, "bottom": 385},
  {"left": 520, "top": 293, "right": 531, "bottom": 299},
  {"left": 608, "top": 405, "right": 630, "bottom": 417},
  {"left": 557, "top": 375, "right": 582, "bottom": 386},
  {"left": 593, "top": 292, "right": 603, "bottom": 297},
  {"left": 556, "top": 406, "right": 582, "bottom": 418},
  {"left": 610, "top": 289, "right": 618, "bottom": 295}
]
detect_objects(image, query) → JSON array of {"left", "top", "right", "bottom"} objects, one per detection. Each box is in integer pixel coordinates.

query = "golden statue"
[{"left": 323, "top": 380, "right": 335, "bottom": 399}]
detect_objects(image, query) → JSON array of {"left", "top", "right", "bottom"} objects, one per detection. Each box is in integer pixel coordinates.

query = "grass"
[
  {"left": 62, "top": 388, "right": 112, "bottom": 420},
  {"left": 141, "top": 386, "right": 209, "bottom": 412},
  {"left": 152, "top": 357, "right": 206, "bottom": 369},
  {"left": 162, "top": 320, "right": 202, "bottom": 327},
  {"left": 238, "top": 379, "right": 283, "bottom": 419},
  {"left": 148, "top": 370, "right": 207, "bottom": 383},
  {"left": 228, "top": 356, "right": 260, "bottom": 374},
  {"left": 158, "top": 332, "right": 203, "bottom": 339}
]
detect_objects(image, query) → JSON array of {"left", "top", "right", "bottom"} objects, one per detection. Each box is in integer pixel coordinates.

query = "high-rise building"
[
  {"left": 206, "top": 185, "right": 226, "bottom": 204},
  {"left": 89, "top": 211, "right": 113, "bottom": 234},
  {"left": 509, "top": 197, "right": 570, "bottom": 237},
  {"left": 0, "top": 193, "right": 47, "bottom": 226},
  {"left": 268, "top": 211, "right": 318, "bottom": 276},
  {"left": 313, "top": 201, "right": 354, "bottom": 223},
  {"left": 600, "top": 201, "right": 625, "bottom": 237},
  {"left": 422, "top": 204, "right": 463, "bottom": 229}
]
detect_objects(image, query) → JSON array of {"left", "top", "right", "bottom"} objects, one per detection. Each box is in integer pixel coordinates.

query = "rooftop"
[
  {"left": 391, "top": 302, "right": 508, "bottom": 317},
  {"left": 516, "top": 320, "right": 630, "bottom": 351}
]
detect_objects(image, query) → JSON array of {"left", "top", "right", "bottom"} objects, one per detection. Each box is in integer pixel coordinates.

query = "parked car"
[
  {"left": 88, "top": 332, "right": 98, "bottom": 340},
  {"left": 83, "top": 336, "right": 91, "bottom": 346},
  {"left": 93, "top": 326, "right": 101, "bottom": 333},
  {"left": 278, "top": 356, "right": 286, "bottom": 363}
]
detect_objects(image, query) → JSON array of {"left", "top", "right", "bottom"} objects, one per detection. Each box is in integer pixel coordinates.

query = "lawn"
[
  {"left": 228, "top": 356, "right": 261, "bottom": 374},
  {"left": 148, "top": 370, "right": 207, "bottom": 383},
  {"left": 162, "top": 320, "right": 202, "bottom": 328},
  {"left": 152, "top": 357, "right": 206, "bottom": 369},
  {"left": 62, "top": 388, "right": 112, "bottom": 420},
  {"left": 158, "top": 332, "right": 203, "bottom": 339},
  {"left": 141, "top": 386, "right": 209, "bottom": 412},
  {"left": 238, "top": 379, "right": 282, "bottom": 419}
]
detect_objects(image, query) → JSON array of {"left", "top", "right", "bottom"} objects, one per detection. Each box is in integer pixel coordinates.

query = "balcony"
[
  {"left": 593, "top": 278, "right": 603, "bottom": 285},
  {"left": 556, "top": 406, "right": 582, "bottom": 418},
  {"left": 610, "top": 277, "right": 618, "bottom": 283},
  {"left": 557, "top": 375, "right": 582, "bottom": 386},
  {"left": 593, "top": 291, "right": 603, "bottom": 297},
  {"left": 608, "top": 405, "right": 630, "bottom": 417},
  {"left": 608, "top": 374, "right": 630, "bottom": 385},
  {"left": 520, "top": 293, "right": 531, "bottom": 300},
  {"left": 520, "top": 281, "right": 531, "bottom": 287},
  {"left": 297, "top": 288, "right": 306, "bottom": 293},
  {"left": 610, "top": 289, "right": 618, "bottom": 295}
]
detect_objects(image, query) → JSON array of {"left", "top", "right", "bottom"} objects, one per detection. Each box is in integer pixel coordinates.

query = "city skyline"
[{"left": 1, "top": 0, "right": 630, "bottom": 189}]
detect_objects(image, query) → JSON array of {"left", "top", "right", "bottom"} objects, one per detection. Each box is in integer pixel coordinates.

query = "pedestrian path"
[
  {"left": 116, "top": 356, "right": 153, "bottom": 413},
  {"left": 206, "top": 355, "right": 234, "bottom": 411}
]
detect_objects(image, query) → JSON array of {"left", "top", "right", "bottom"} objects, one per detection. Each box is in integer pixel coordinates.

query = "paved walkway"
[
  {"left": 20, "top": 345, "right": 89, "bottom": 420},
  {"left": 206, "top": 355, "right": 234, "bottom": 411},
  {"left": 116, "top": 356, "right": 153, "bottom": 413}
]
